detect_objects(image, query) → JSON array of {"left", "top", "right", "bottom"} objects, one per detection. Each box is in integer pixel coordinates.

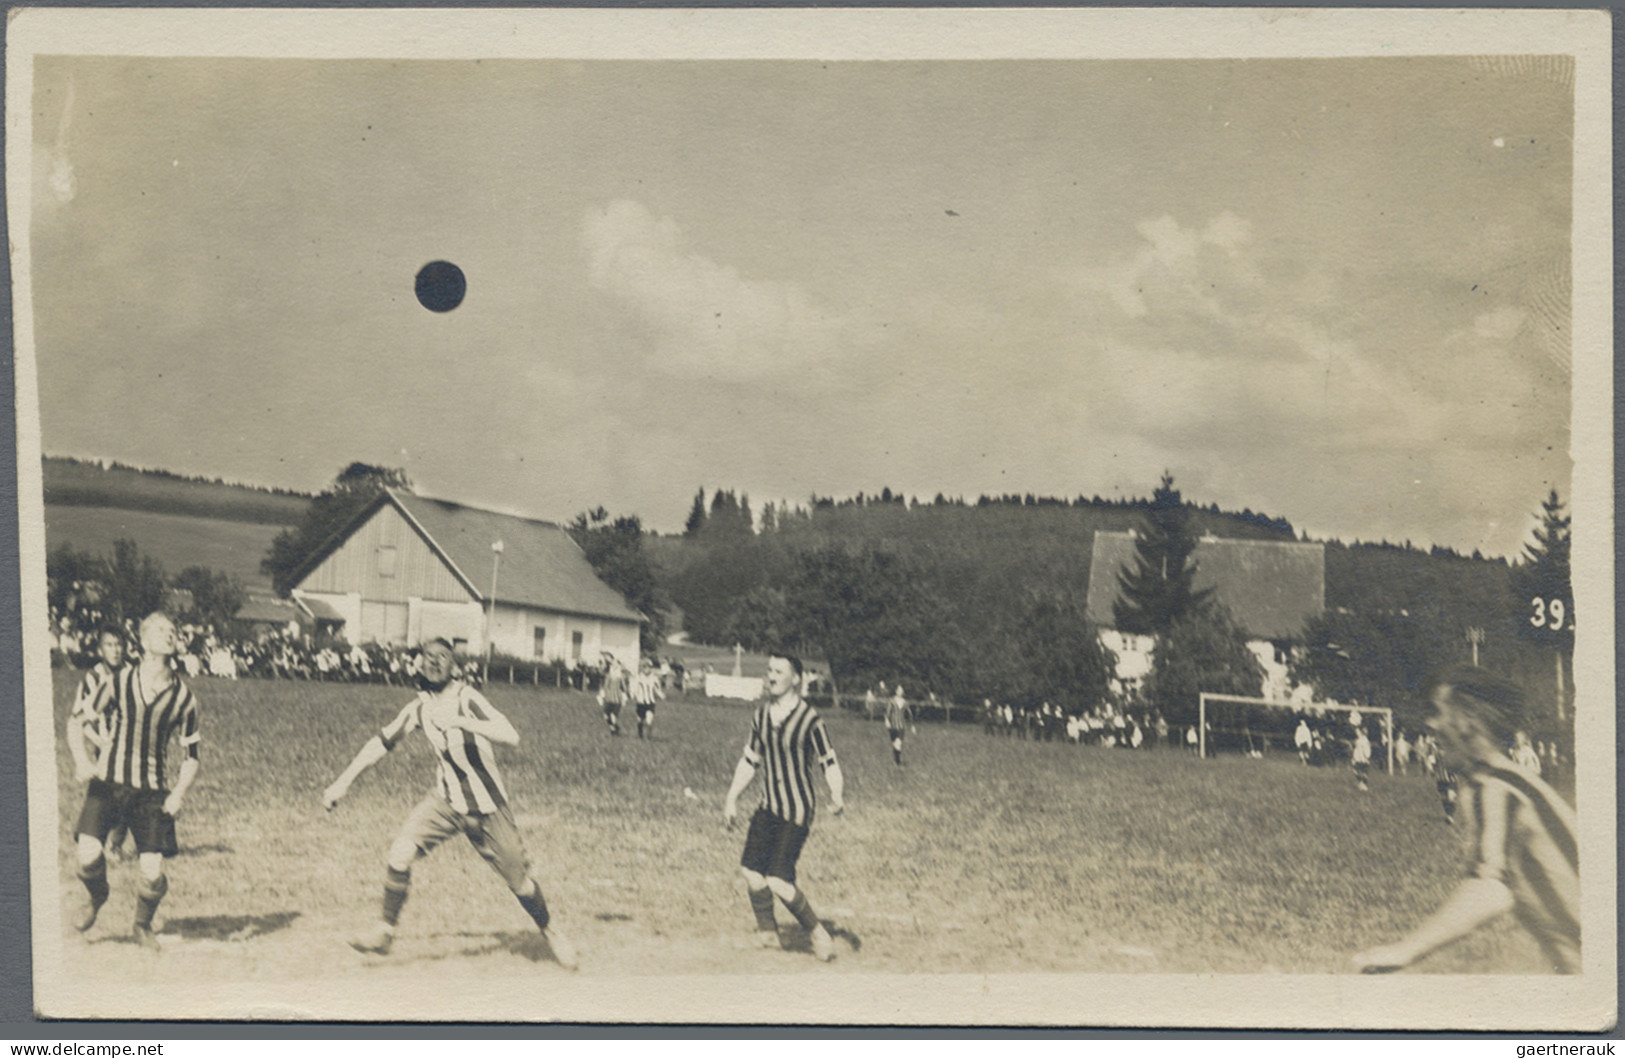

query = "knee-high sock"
[
  {"left": 748, "top": 886, "right": 777, "bottom": 931},
  {"left": 134, "top": 873, "right": 168, "bottom": 929},
  {"left": 515, "top": 878, "right": 550, "bottom": 931},
  {"left": 382, "top": 866, "right": 411, "bottom": 927},
  {"left": 77, "top": 855, "right": 109, "bottom": 908},
  {"left": 782, "top": 887, "right": 820, "bottom": 932}
]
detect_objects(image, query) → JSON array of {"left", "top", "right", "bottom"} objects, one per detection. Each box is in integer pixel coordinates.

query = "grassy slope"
[
  {"left": 49, "top": 670, "right": 1547, "bottom": 1001},
  {"left": 43, "top": 506, "right": 284, "bottom": 590},
  {"left": 43, "top": 458, "right": 309, "bottom": 525}
]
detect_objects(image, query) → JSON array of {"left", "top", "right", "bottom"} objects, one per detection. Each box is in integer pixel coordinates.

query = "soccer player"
[
  {"left": 632, "top": 659, "right": 664, "bottom": 739},
  {"left": 598, "top": 660, "right": 627, "bottom": 736},
  {"left": 722, "top": 652, "right": 845, "bottom": 961},
  {"left": 1351, "top": 667, "right": 1579, "bottom": 974},
  {"left": 884, "top": 686, "right": 911, "bottom": 765},
  {"left": 1351, "top": 727, "right": 1373, "bottom": 792},
  {"left": 1294, "top": 717, "right": 1313, "bottom": 765},
  {"left": 321, "top": 637, "right": 576, "bottom": 968},
  {"left": 68, "top": 612, "right": 200, "bottom": 949},
  {"left": 68, "top": 626, "right": 129, "bottom": 857}
]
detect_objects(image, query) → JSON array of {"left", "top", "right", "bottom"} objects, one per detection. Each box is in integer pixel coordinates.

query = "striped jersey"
[
  {"left": 1461, "top": 760, "right": 1580, "bottom": 970},
  {"left": 744, "top": 696, "right": 837, "bottom": 827},
  {"left": 381, "top": 681, "right": 509, "bottom": 814},
  {"left": 885, "top": 695, "right": 909, "bottom": 730},
  {"left": 90, "top": 664, "right": 200, "bottom": 790},
  {"left": 69, "top": 661, "right": 119, "bottom": 749}
]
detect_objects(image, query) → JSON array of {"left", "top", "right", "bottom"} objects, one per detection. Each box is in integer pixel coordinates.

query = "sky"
[{"left": 28, "top": 54, "right": 1575, "bottom": 557}]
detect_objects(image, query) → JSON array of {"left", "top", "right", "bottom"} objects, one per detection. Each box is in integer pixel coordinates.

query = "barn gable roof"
[
  {"left": 1085, "top": 531, "right": 1324, "bottom": 640},
  {"left": 290, "top": 489, "right": 643, "bottom": 624}
]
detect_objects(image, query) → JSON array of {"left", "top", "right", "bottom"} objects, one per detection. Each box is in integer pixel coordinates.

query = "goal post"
[{"left": 1197, "top": 693, "right": 1394, "bottom": 773}]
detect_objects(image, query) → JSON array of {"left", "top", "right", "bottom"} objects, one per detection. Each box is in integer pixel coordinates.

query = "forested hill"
[
  {"left": 42, "top": 456, "right": 310, "bottom": 526},
  {"left": 647, "top": 490, "right": 1513, "bottom": 648}
]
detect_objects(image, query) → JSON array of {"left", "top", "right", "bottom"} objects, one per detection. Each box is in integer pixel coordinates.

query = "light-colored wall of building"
[
  {"left": 413, "top": 598, "right": 486, "bottom": 651},
  {"left": 488, "top": 603, "right": 640, "bottom": 669},
  {"left": 1098, "top": 629, "right": 1318, "bottom": 706},
  {"left": 299, "top": 504, "right": 471, "bottom": 604}
]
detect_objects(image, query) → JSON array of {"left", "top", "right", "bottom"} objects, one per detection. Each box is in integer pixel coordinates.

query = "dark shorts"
[
  {"left": 76, "top": 778, "right": 178, "bottom": 857},
  {"left": 740, "top": 807, "right": 809, "bottom": 884},
  {"left": 887, "top": 726, "right": 905, "bottom": 742},
  {"left": 636, "top": 702, "right": 656, "bottom": 720},
  {"left": 603, "top": 698, "right": 622, "bottom": 715}
]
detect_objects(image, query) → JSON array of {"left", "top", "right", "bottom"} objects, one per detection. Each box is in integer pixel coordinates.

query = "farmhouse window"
[
  {"left": 571, "top": 630, "right": 584, "bottom": 662},
  {"left": 377, "top": 545, "right": 398, "bottom": 578},
  {"left": 533, "top": 627, "right": 546, "bottom": 659}
]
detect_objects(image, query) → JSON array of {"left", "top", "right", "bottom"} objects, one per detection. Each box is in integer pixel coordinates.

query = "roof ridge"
[{"left": 391, "top": 487, "right": 564, "bottom": 530}]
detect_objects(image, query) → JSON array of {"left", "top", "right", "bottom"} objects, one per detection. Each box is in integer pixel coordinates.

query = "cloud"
[
  {"left": 1057, "top": 209, "right": 1562, "bottom": 509},
  {"left": 1473, "top": 305, "right": 1526, "bottom": 341},
  {"left": 581, "top": 199, "right": 850, "bottom": 378}
]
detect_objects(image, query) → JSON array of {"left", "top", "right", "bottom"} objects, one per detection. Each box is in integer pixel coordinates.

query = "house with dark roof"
[
  {"left": 287, "top": 489, "right": 643, "bottom": 668},
  {"left": 1085, "top": 531, "right": 1326, "bottom": 700}
]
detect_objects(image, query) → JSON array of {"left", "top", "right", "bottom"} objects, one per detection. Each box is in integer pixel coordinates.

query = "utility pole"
[{"left": 484, "top": 539, "right": 504, "bottom": 685}]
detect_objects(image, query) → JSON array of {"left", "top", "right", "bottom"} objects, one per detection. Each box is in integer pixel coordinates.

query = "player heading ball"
[{"left": 322, "top": 637, "right": 577, "bottom": 969}]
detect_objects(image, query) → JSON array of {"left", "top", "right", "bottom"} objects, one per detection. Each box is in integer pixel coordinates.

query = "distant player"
[
  {"left": 722, "top": 652, "right": 845, "bottom": 961},
  {"left": 884, "top": 686, "right": 911, "bottom": 765},
  {"left": 1294, "top": 718, "right": 1312, "bottom": 765},
  {"left": 1351, "top": 668, "right": 1579, "bottom": 974},
  {"left": 633, "top": 660, "right": 664, "bottom": 739},
  {"left": 598, "top": 661, "right": 627, "bottom": 736},
  {"left": 322, "top": 637, "right": 576, "bottom": 968},
  {"left": 69, "top": 626, "right": 130, "bottom": 857},
  {"left": 68, "top": 612, "right": 200, "bottom": 949},
  {"left": 1351, "top": 727, "right": 1373, "bottom": 792}
]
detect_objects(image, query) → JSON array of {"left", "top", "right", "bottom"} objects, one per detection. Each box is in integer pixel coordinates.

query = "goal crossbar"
[{"left": 1197, "top": 694, "right": 1395, "bottom": 773}]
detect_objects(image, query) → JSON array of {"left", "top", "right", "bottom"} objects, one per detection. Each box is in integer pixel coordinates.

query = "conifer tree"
[
  {"left": 1511, "top": 489, "right": 1573, "bottom": 652},
  {"left": 1112, "top": 472, "right": 1212, "bottom": 636},
  {"left": 684, "top": 487, "right": 708, "bottom": 537}
]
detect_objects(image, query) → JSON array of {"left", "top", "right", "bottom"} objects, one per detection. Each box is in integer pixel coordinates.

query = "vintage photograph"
[{"left": 9, "top": 8, "right": 1613, "bottom": 1028}]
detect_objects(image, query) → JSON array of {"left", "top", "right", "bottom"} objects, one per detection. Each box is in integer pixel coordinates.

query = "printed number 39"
[{"left": 1530, "top": 597, "right": 1568, "bottom": 630}]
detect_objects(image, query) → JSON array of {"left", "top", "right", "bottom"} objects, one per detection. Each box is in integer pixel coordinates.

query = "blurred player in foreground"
[
  {"left": 1351, "top": 667, "right": 1578, "bottom": 974},
  {"left": 323, "top": 637, "right": 576, "bottom": 968},
  {"left": 68, "top": 612, "right": 200, "bottom": 949},
  {"left": 70, "top": 625, "right": 132, "bottom": 857},
  {"left": 723, "top": 651, "right": 845, "bottom": 961}
]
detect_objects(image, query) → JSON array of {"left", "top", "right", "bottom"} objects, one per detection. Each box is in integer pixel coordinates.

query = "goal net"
[{"left": 1197, "top": 693, "right": 1394, "bottom": 773}]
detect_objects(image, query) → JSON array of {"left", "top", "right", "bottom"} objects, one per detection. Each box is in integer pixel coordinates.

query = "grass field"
[{"left": 43, "top": 669, "right": 1553, "bottom": 1017}]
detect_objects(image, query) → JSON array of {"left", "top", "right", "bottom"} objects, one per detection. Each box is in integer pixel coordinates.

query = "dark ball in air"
[{"left": 415, "top": 260, "right": 466, "bottom": 312}]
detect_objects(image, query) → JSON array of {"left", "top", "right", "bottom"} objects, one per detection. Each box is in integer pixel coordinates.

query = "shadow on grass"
[
  {"left": 777, "top": 920, "right": 863, "bottom": 955},
  {"left": 163, "top": 910, "right": 302, "bottom": 941},
  {"left": 175, "top": 843, "right": 236, "bottom": 857},
  {"left": 594, "top": 912, "right": 634, "bottom": 922},
  {"left": 409, "top": 930, "right": 569, "bottom": 966}
]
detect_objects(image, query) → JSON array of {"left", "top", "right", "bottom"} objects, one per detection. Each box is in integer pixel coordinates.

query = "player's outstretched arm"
[
  {"left": 322, "top": 735, "right": 389, "bottom": 810},
  {"left": 1350, "top": 877, "right": 1514, "bottom": 972},
  {"left": 722, "top": 757, "right": 757, "bottom": 828}
]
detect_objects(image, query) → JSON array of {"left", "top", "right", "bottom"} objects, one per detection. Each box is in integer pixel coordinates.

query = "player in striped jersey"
[
  {"left": 722, "top": 652, "right": 845, "bottom": 961},
  {"left": 1352, "top": 667, "right": 1579, "bottom": 974},
  {"left": 322, "top": 637, "right": 576, "bottom": 968},
  {"left": 68, "top": 612, "right": 200, "bottom": 949},
  {"left": 70, "top": 627, "right": 136, "bottom": 858}
]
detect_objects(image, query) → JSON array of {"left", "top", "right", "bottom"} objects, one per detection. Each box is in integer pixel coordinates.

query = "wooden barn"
[
  {"left": 287, "top": 488, "right": 642, "bottom": 668},
  {"left": 1085, "top": 531, "right": 1326, "bottom": 700}
]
